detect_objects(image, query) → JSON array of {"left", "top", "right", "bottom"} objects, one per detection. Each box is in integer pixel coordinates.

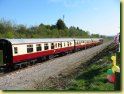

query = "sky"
[{"left": 0, "top": 0, "right": 120, "bottom": 36}]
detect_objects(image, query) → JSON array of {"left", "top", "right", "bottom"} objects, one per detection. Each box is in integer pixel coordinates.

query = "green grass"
[{"left": 66, "top": 55, "right": 114, "bottom": 90}]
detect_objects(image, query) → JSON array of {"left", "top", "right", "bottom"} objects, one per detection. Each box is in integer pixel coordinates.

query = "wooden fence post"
[{"left": 114, "top": 72, "right": 120, "bottom": 90}]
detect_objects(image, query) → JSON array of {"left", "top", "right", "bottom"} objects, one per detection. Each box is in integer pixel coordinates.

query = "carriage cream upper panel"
[{"left": 12, "top": 40, "right": 75, "bottom": 56}]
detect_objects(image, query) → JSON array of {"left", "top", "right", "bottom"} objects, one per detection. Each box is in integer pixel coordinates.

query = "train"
[{"left": 0, "top": 38, "right": 103, "bottom": 71}]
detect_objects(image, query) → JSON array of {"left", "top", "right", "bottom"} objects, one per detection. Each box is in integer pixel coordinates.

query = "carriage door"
[
  {"left": 0, "top": 40, "right": 13, "bottom": 66},
  {"left": 0, "top": 40, "right": 4, "bottom": 66},
  {"left": 0, "top": 49, "right": 3, "bottom": 66}
]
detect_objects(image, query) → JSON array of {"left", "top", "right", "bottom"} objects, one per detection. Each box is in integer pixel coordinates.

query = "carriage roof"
[
  {"left": 74, "top": 38, "right": 102, "bottom": 41},
  {"left": 2, "top": 38, "right": 102, "bottom": 44}
]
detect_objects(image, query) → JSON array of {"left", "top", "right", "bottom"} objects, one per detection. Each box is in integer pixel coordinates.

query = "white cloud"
[
  {"left": 49, "top": 0, "right": 63, "bottom": 3},
  {"left": 49, "top": 0, "right": 86, "bottom": 8},
  {"left": 63, "top": 0, "right": 83, "bottom": 8}
]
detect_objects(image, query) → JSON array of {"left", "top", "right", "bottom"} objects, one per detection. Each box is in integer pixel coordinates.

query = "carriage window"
[
  {"left": 67, "top": 42, "right": 70, "bottom": 46},
  {"left": 14, "top": 47, "right": 18, "bottom": 54},
  {"left": 27, "top": 45, "right": 33, "bottom": 53},
  {"left": 44, "top": 43, "right": 49, "bottom": 50},
  {"left": 58, "top": 43, "right": 62, "bottom": 48},
  {"left": 54, "top": 43, "right": 57, "bottom": 48},
  {"left": 58, "top": 43, "right": 59, "bottom": 47},
  {"left": 64, "top": 43, "right": 66, "bottom": 47},
  {"left": 60, "top": 43, "right": 62, "bottom": 47},
  {"left": 36, "top": 44, "right": 42, "bottom": 51},
  {"left": 77, "top": 41, "right": 78, "bottom": 45},
  {"left": 59, "top": 43, "right": 62, "bottom": 48},
  {"left": 70, "top": 42, "right": 72, "bottom": 46},
  {"left": 51, "top": 43, "right": 54, "bottom": 49},
  {"left": 79, "top": 41, "right": 81, "bottom": 45}
]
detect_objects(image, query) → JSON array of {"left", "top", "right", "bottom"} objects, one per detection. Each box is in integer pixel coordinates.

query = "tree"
[
  {"left": 5, "top": 31, "right": 14, "bottom": 38},
  {"left": 0, "top": 19, "right": 14, "bottom": 33},
  {"left": 56, "top": 19, "right": 66, "bottom": 30},
  {"left": 91, "top": 34, "right": 100, "bottom": 38},
  {"left": 29, "top": 26, "right": 38, "bottom": 32},
  {"left": 50, "top": 25, "right": 56, "bottom": 29},
  {"left": 16, "top": 25, "right": 27, "bottom": 33},
  {"left": 0, "top": 18, "right": 103, "bottom": 38}
]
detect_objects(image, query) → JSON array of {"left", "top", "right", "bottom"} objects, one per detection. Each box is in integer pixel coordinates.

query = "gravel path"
[{"left": 0, "top": 41, "right": 112, "bottom": 90}]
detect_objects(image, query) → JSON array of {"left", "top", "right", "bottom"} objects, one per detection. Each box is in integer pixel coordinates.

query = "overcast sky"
[{"left": 0, "top": 0, "right": 120, "bottom": 36}]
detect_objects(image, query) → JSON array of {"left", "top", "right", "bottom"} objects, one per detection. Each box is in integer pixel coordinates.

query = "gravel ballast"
[{"left": 0, "top": 41, "right": 112, "bottom": 90}]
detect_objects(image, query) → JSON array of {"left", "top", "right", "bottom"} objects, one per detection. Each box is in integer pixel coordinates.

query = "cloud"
[
  {"left": 49, "top": 0, "right": 86, "bottom": 8},
  {"left": 63, "top": 0, "right": 83, "bottom": 8},
  {"left": 49, "top": 0, "right": 63, "bottom": 3}
]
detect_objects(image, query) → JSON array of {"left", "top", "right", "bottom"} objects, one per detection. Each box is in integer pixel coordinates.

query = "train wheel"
[
  {"left": 62, "top": 52, "right": 66, "bottom": 56},
  {"left": 42, "top": 56, "right": 47, "bottom": 61},
  {"left": 48, "top": 55, "right": 54, "bottom": 60},
  {"left": 14, "top": 64, "right": 20, "bottom": 70},
  {"left": 0, "top": 67, "right": 5, "bottom": 73}
]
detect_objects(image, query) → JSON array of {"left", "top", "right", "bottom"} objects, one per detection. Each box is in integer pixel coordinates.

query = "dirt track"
[{"left": 0, "top": 41, "right": 113, "bottom": 90}]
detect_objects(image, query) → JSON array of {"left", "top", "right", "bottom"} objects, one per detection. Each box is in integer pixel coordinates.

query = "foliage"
[
  {"left": 0, "top": 18, "right": 112, "bottom": 38},
  {"left": 56, "top": 19, "right": 67, "bottom": 30}
]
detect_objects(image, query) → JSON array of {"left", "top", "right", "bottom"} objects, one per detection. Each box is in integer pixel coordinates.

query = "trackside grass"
[{"left": 66, "top": 56, "right": 114, "bottom": 90}]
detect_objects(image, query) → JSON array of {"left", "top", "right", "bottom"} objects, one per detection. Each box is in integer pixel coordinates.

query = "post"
[
  {"left": 114, "top": 72, "right": 120, "bottom": 90},
  {"left": 114, "top": 52, "right": 120, "bottom": 90}
]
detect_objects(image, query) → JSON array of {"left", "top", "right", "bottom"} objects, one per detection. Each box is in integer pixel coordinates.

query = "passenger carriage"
[
  {"left": 0, "top": 38, "right": 103, "bottom": 70},
  {"left": 0, "top": 38, "right": 74, "bottom": 66}
]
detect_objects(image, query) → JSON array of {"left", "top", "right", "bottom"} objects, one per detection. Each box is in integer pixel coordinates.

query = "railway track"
[{"left": 0, "top": 41, "right": 113, "bottom": 90}]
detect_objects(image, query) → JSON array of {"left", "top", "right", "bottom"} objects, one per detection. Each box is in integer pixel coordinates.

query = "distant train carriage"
[
  {"left": 74, "top": 38, "right": 92, "bottom": 51},
  {"left": 92, "top": 38, "right": 103, "bottom": 45},
  {"left": 0, "top": 38, "right": 103, "bottom": 70}
]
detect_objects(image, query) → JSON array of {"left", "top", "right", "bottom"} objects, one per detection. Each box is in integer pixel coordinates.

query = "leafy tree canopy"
[
  {"left": 0, "top": 18, "right": 109, "bottom": 39},
  {"left": 56, "top": 19, "right": 67, "bottom": 30}
]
